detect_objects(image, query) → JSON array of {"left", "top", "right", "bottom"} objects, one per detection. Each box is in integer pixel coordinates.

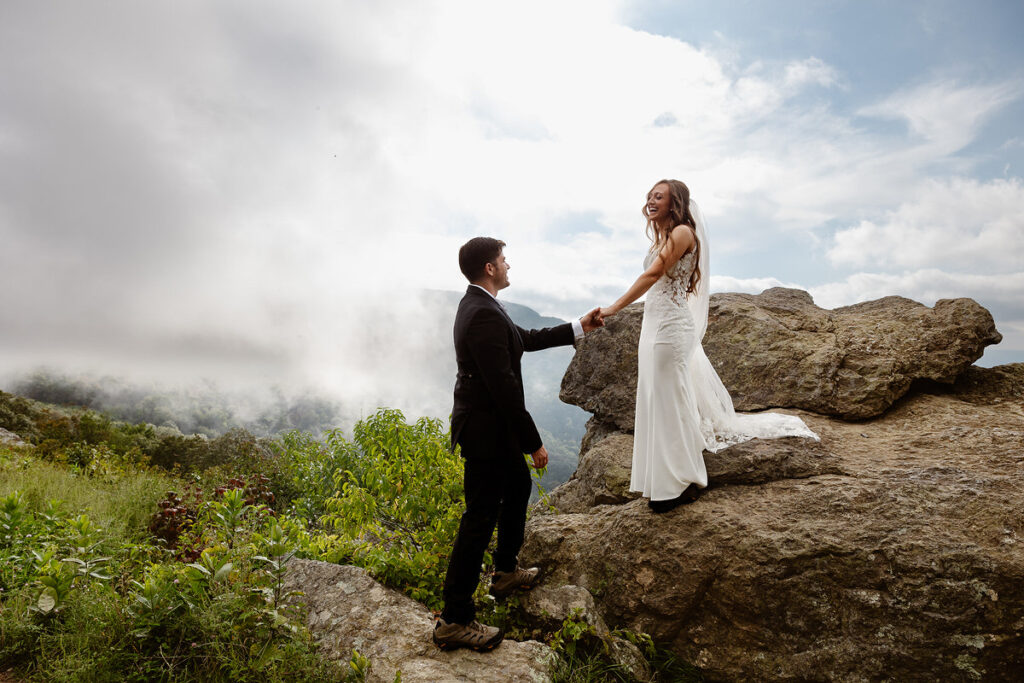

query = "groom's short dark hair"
[{"left": 459, "top": 237, "right": 506, "bottom": 282}]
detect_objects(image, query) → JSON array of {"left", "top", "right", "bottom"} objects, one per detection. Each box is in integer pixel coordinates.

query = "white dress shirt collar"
[
  {"left": 469, "top": 283, "right": 499, "bottom": 301},
  {"left": 467, "top": 284, "right": 584, "bottom": 339}
]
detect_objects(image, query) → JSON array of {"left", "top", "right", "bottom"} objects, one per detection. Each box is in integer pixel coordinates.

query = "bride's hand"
[{"left": 599, "top": 306, "right": 616, "bottom": 319}]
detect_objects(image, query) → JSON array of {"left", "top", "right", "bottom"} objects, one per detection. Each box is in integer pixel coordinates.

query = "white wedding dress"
[{"left": 630, "top": 201, "right": 819, "bottom": 502}]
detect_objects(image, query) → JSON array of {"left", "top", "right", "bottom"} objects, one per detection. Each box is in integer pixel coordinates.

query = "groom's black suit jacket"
[{"left": 451, "top": 285, "right": 575, "bottom": 458}]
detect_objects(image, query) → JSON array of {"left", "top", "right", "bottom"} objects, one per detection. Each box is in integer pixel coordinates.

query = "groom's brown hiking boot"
[
  {"left": 433, "top": 618, "right": 503, "bottom": 652},
  {"left": 489, "top": 565, "right": 541, "bottom": 599}
]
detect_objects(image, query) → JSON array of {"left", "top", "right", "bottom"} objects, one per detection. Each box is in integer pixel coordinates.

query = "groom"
[{"left": 433, "top": 237, "right": 603, "bottom": 652}]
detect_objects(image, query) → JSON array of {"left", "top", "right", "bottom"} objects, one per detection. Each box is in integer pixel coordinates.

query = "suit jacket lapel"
[
  {"left": 468, "top": 286, "right": 523, "bottom": 350},
  {"left": 500, "top": 302, "right": 524, "bottom": 350}
]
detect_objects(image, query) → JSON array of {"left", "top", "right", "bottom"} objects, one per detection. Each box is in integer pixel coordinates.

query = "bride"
[{"left": 600, "top": 179, "right": 817, "bottom": 513}]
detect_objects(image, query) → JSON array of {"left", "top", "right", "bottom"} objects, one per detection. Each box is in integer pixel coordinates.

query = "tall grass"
[{"left": 0, "top": 446, "right": 180, "bottom": 540}]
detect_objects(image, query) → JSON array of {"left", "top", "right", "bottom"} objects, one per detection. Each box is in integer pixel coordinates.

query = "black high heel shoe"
[{"left": 647, "top": 484, "right": 702, "bottom": 513}]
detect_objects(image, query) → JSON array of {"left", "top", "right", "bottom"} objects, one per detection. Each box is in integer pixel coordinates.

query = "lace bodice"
[{"left": 644, "top": 248, "right": 696, "bottom": 308}]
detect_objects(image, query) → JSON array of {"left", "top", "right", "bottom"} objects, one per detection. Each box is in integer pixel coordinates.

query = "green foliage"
[
  {"left": 270, "top": 429, "right": 356, "bottom": 519},
  {"left": 2, "top": 387, "right": 284, "bottom": 478},
  {"left": 149, "top": 428, "right": 272, "bottom": 474},
  {"left": 2, "top": 392, "right": 703, "bottom": 681},
  {"left": 0, "top": 456, "right": 343, "bottom": 680},
  {"left": 0, "top": 390, "right": 46, "bottom": 440},
  {"left": 0, "top": 450, "right": 177, "bottom": 541},
  {"left": 347, "top": 649, "right": 370, "bottom": 681},
  {"left": 549, "top": 608, "right": 597, "bottom": 658},
  {"left": 545, "top": 609, "right": 632, "bottom": 682},
  {"left": 646, "top": 646, "right": 706, "bottom": 682},
  {"left": 0, "top": 495, "right": 344, "bottom": 680},
  {"left": 546, "top": 613, "right": 704, "bottom": 682},
  {"left": 310, "top": 409, "right": 464, "bottom": 610}
]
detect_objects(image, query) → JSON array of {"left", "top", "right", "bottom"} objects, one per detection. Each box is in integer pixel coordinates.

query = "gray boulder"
[
  {"left": 560, "top": 289, "right": 1002, "bottom": 423},
  {"left": 0, "top": 427, "right": 26, "bottom": 447},
  {"left": 526, "top": 361, "right": 1024, "bottom": 681},
  {"left": 548, "top": 430, "right": 842, "bottom": 514},
  {"left": 547, "top": 433, "right": 640, "bottom": 513},
  {"left": 560, "top": 304, "right": 644, "bottom": 431},
  {"left": 284, "top": 559, "right": 554, "bottom": 682},
  {"left": 705, "top": 289, "right": 1002, "bottom": 419}
]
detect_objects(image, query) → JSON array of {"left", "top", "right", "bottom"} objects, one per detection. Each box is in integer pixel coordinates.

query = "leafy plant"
[
  {"left": 29, "top": 549, "right": 76, "bottom": 616},
  {"left": 253, "top": 521, "right": 299, "bottom": 610},
  {"left": 550, "top": 608, "right": 599, "bottom": 658},
  {"left": 314, "top": 409, "right": 464, "bottom": 609},
  {"left": 147, "top": 488, "right": 201, "bottom": 552},
  {"left": 0, "top": 490, "right": 28, "bottom": 542},
  {"left": 347, "top": 649, "right": 370, "bottom": 681}
]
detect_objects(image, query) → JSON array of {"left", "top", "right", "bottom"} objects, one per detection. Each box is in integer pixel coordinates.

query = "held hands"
[
  {"left": 578, "top": 306, "right": 618, "bottom": 334},
  {"left": 530, "top": 445, "right": 549, "bottom": 469},
  {"left": 579, "top": 307, "right": 605, "bottom": 333}
]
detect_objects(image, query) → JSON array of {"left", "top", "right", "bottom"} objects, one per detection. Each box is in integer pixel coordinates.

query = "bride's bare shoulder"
[{"left": 669, "top": 224, "right": 696, "bottom": 252}]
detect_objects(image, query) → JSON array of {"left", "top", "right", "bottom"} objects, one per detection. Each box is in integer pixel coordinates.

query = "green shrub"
[
  {"left": 268, "top": 429, "right": 356, "bottom": 519},
  {"left": 308, "top": 409, "right": 464, "bottom": 610},
  {"left": 0, "top": 474, "right": 344, "bottom": 681},
  {"left": 0, "top": 391, "right": 43, "bottom": 440}
]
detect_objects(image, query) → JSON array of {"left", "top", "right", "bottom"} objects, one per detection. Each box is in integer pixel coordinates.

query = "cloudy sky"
[{"left": 2, "top": 0, "right": 1022, "bottom": 412}]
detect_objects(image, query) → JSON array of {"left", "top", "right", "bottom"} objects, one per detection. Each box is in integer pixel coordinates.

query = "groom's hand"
[
  {"left": 580, "top": 308, "right": 605, "bottom": 333},
  {"left": 530, "top": 445, "right": 549, "bottom": 469}
]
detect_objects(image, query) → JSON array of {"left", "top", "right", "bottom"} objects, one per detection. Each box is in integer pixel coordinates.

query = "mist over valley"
[{"left": 2, "top": 290, "right": 588, "bottom": 490}]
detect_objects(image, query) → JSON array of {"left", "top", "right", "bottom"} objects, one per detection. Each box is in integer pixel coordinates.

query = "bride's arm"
[{"left": 600, "top": 226, "right": 694, "bottom": 317}]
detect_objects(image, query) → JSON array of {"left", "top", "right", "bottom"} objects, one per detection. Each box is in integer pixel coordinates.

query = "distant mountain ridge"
[{"left": 421, "top": 289, "right": 568, "bottom": 328}]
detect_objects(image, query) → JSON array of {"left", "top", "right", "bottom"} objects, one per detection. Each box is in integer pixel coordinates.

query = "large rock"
[
  {"left": 284, "top": 559, "right": 554, "bottom": 682},
  {"left": 548, "top": 430, "right": 840, "bottom": 514},
  {"left": 547, "top": 433, "right": 640, "bottom": 513},
  {"left": 706, "top": 289, "right": 1002, "bottom": 419},
  {"left": 704, "top": 434, "right": 845, "bottom": 486},
  {"left": 527, "top": 365, "right": 1024, "bottom": 681},
  {"left": 947, "top": 362, "right": 1024, "bottom": 405},
  {"left": 561, "top": 289, "right": 1002, "bottom": 424},
  {"left": 0, "top": 427, "right": 26, "bottom": 447}
]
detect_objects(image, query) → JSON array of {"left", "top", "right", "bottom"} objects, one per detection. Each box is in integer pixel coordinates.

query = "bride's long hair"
[{"left": 643, "top": 179, "right": 702, "bottom": 295}]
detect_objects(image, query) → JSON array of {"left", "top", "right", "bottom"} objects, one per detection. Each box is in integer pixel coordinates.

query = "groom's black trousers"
[{"left": 441, "top": 449, "right": 532, "bottom": 625}]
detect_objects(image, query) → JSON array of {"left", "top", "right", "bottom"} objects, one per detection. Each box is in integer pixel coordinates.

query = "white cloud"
[
  {"left": 827, "top": 177, "right": 1024, "bottom": 270},
  {"left": 3, "top": 0, "right": 1024, "bottom": 401},
  {"left": 857, "top": 79, "right": 1022, "bottom": 154},
  {"left": 783, "top": 57, "right": 839, "bottom": 90},
  {"left": 809, "top": 269, "right": 1024, "bottom": 310},
  {"left": 710, "top": 275, "right": 804, "bottom": 294}
]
